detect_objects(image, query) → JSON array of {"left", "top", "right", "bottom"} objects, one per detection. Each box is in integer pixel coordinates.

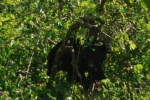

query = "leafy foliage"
[{"left": 0, "top": 0, "right": 150, "bottom": 99}]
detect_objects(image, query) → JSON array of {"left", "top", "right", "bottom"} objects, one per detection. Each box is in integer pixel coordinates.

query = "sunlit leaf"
[
  {"left": 134, "top": 64, "right": 143, "bottom": 72},
  {"left": 143, "top": 0, "right": 150, "bottom": 10},
  {"left": 129, "top": 40, "right": 136, "bottom": 50}
]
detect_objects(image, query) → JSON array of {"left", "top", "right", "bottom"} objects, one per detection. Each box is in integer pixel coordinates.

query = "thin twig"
[
  {"left": 25, "top": 52, "right": 34, "bottom": 79},
  {"left": 48, "top": 39, "right": 56, "bottom": 45},
  {"left": 101, "top": 31, "right": 113, "bottom": 39},
  {"left": 25, "top": 25, "right": 40, "bottom": 79}
]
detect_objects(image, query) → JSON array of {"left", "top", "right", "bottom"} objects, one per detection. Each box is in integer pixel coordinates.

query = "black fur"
[{"left": 47, "top": 39, "right": 106, "bottom": 89}]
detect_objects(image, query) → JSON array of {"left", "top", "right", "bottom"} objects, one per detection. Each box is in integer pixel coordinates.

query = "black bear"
[
  {"left": 47, "top": 38, "right": 106, "bottom": 89},
  {"left": 47, "top": 38, "right": 80, "bottom": 81},
  {"left": 79, "top": 43, "right": 107, "bottom": 89}
]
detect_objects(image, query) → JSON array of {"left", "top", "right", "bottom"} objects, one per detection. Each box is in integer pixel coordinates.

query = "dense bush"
[{"left": 0, "top": 0, "right": 150, "bottom": 99}]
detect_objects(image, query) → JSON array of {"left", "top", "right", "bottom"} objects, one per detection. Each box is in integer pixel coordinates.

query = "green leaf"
[
  {"left": 134, "top": 64, "right": 143, "bottom": 72},
  {"left": 119, "top": 9, "right": 126, "bottom": 22},
  {"left": 123, "top": 33, "right": 129, "bottom": 40},
  {"left": 141, "top": 0, "right": 150, "bottom": 10},
  {"left": 147, "top": 23, "right": 150, "bottom": 29},
  {"left": 141, "top": 0, "right": 147, "bottom": 9},
  {"left": 129, "top": 40, "right": 136, "bottom": 50},
  {"left": 143, "top": 0, "right": 150, "bottom": 9},
  {"left": 129, "top": 0, "right": 134, "bottom": 3}
]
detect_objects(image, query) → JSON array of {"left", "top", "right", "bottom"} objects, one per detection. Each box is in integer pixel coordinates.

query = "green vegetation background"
[{"left": 0, "top": 0, "right": 150, "bottom": 99}]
